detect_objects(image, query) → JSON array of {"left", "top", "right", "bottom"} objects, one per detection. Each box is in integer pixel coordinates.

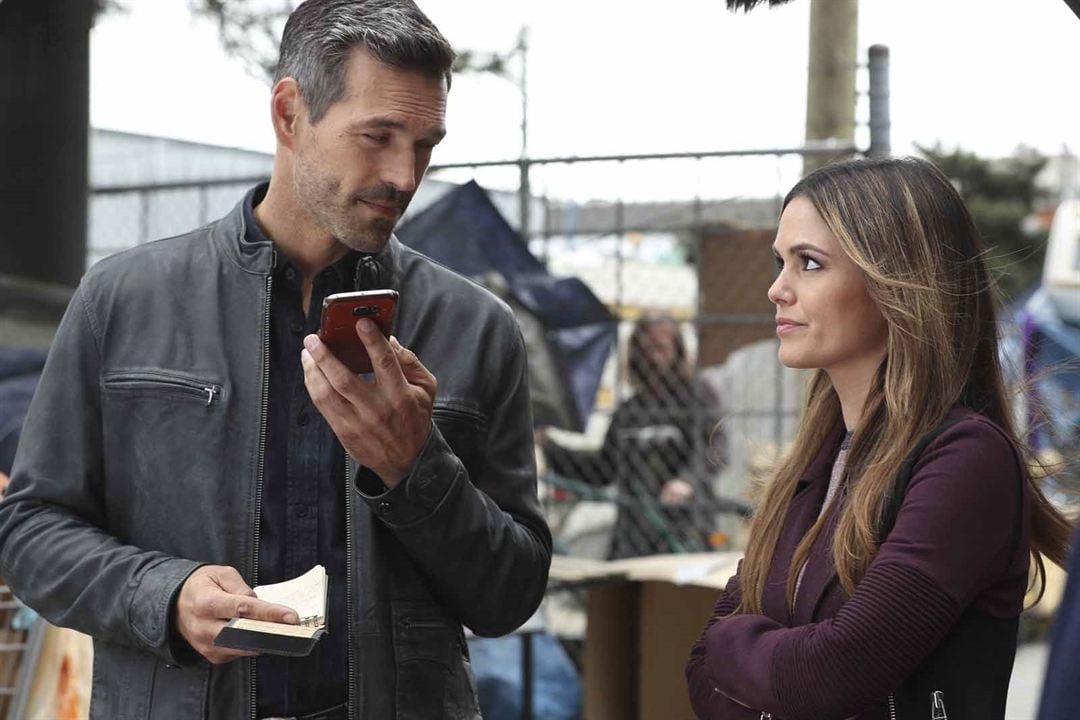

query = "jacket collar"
[
  {"left": 762, "top": 421, "right": 849, "bottom": 624},
  {"left": 212, "top": 185, "right": 404, "bottom": 290}
]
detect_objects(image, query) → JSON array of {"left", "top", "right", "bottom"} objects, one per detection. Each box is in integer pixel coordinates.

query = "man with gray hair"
[{"left": 0, "top": 1, "right": 551, "bottom": 718}]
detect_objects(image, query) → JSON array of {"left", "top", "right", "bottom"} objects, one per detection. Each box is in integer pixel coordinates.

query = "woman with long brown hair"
[{"left": 686, "top": 157, "right": 1071, "bottom": 719}]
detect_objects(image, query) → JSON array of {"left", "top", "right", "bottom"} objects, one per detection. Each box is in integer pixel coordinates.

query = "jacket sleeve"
[
  {"left": 672, "top": 379, "right": 721, "bottom": 479},
  {"left": 0, "top": 286, "right": 202, "bottom": 664},
  {"left": 696, "top": 419, "right": 1026, "bottom": 720},
  {"left": 686, "top": 564, "right": 761, "bottom": 720},
  {"left": 679, "top": 379, "right": 727, "bottom": 511},
  {"left": 541, "top": 399, "right": 639, "bottom": 489},
  {"left": 354, "top": 318, "right": 552, "bottom": 637}
]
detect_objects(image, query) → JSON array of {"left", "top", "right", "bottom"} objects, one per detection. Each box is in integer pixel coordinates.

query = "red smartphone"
[{"left": 318, "top": 290, "right": 399, "bottom": 374}]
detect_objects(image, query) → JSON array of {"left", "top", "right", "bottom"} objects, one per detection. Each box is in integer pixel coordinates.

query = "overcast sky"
[{"left": 90, "top": 0, "right": 1080, "bottom": 201}]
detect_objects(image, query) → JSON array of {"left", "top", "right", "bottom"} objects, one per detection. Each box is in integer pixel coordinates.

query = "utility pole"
[{"left": 804, "top": 0, "right": 858, "bottom": 175}]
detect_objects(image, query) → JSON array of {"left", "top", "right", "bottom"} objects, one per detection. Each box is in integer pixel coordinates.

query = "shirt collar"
[{"left": 241, "top": 183, "right": 368, "bottom": 288}]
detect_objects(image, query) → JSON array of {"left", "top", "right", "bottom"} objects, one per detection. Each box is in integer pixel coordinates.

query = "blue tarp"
[
  {"left": 0, "top": 348, "right": 47, "bottom": 474},
  {"left": 397, "top": 181, "right": 616, "bottom": 431},
  {"left": 1019, "top": 289, "right": 1080, "bottom": 459},
  {"left": 467, "top": 633, "right": 582, "bottom": 720}
]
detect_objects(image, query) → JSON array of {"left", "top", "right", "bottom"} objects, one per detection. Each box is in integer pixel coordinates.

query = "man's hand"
[
  {"left": 301, "top": 320, "right": 437, "bottom": 489},
  {"left": 175, "top": 565, "right": 298, "bottom": 665}
]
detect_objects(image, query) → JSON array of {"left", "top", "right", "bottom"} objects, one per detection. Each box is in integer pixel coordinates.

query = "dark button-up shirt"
[{"left": 244, "top": 185, "right": 357, "bottom": 717}]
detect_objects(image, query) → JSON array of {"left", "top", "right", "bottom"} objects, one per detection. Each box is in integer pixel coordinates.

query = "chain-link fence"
[
  {"left": 421, "top": 148, "right": 856, "bottom": 562},
  {"left": 89, "top": 177, "right": 268, "bottom": 268},
  {"left": 88, "top": 145, "right": 853, "bottom": 566}
]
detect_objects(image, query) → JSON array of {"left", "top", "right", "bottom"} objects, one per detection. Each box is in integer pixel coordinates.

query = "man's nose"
[{"left": 383, "top": 148, "right": 418, "bottom": 194}]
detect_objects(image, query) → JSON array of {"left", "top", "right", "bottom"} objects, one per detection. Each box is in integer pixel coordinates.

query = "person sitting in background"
[
  {"left": 686, "top": 157, "right": 1071, "bottom": 719},
  {"left": 539, "top": 312, "right": 731, "bottom": 559}
]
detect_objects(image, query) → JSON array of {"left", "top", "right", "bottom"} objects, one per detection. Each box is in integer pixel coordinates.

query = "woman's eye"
[{"left": 803, "top": 256, "right": 822, "bottom": 271}]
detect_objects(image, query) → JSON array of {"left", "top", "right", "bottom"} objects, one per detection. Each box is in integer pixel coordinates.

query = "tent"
[{"left": 396, "top": 181, "right": 616, "bottom": 432}]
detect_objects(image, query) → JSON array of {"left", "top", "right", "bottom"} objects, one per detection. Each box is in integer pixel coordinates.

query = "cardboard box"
[{"left": 550, "top": 553, "right": 741, "bottom": 720}]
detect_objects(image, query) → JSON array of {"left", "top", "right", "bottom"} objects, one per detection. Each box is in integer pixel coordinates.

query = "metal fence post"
[
  {"left": 519, "top": 158, "right": 531, "bottom": 239},
  {"left": 868, "top": 45, "right": 891, "bottom": 159}
]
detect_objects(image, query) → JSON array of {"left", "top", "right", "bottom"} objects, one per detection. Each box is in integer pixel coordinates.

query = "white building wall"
[{"left": 87, "top": 129, "right": 460, "bottom": 268}]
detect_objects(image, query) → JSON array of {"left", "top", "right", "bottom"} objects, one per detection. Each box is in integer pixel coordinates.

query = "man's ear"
[{"left": 270, "top": 78, "right": 305, "bottom": 150}]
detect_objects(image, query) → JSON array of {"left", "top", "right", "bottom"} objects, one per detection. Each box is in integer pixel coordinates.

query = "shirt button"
[
  {"left": 284, "top": 267, "right": 296, "bottom": 281},
  {"left": 290, "top": 322, "right": 304, "bottom": 334},
  {"left": 377, "top": 501, "right": 392, "bottom": 516},
  {"left": 295, "top": 505, "right": 308, "bottom": 517}
]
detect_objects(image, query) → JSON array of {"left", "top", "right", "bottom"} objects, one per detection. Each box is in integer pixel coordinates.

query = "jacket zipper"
[
  {"left": 887, "top": 693, "right": 897, "bottom": 720},
  {"left": 931, "top": 690, "right": 947, "bottom": 720},
  {"left": 345, "top": 456, "right": 357, "bottom": 718},
  {"left": 250, "top": 256, "right": 273, "bottom": 720},
  {"left": 105, "top": 371, "right": 221, "bottom": 405}
]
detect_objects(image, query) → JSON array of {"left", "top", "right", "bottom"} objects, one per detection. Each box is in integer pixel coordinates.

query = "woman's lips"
[{"left": 776, "top": 319, "right": 805, "bottom": 336}]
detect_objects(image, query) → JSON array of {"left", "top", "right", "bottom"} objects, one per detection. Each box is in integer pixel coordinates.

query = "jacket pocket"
[
  {"left": 392, "top": 602, "right": 479, "bottom": 720},
  {"left": 99, "top": 368, "right": 231, "bottom": 548},
  {"left": 431, "top": 401, "right": 486, "bottom": 426},
  {"left": 103, "top": 369, "right": 224, "bottom": 406},
  {"left": 89, "top": 640, "right": 154, "bottom": 720},
  {"left": 148, "top": 659, "right": 210, "bottom": 720}
]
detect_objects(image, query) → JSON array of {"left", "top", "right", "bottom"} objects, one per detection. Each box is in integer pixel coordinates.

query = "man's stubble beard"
[{"left": 292, "top": 149, "right": 397, "bottom": 255}]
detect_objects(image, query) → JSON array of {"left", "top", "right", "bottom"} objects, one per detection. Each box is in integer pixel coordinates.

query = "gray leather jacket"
[{"left": 0, "top": 199, "right": 552, "bottom": 719}]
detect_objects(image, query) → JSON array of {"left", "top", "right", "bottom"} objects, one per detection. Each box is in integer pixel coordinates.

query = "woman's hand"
[{"left": 660, "top": 477, "right": 695, "bottom": 505}]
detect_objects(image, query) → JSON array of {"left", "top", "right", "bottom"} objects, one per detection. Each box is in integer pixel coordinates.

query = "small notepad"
[{"left": 214, "top": 565, "right": 328, "bottom": 657}]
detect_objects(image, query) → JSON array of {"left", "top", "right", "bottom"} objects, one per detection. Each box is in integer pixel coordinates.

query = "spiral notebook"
[{"left": 214, "top": 565, "right": 328, "bottom": 657}]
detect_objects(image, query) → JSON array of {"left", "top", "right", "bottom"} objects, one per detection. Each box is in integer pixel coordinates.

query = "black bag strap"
[{"left": 878, "top": 415, "right": 968, "bottom": 544}]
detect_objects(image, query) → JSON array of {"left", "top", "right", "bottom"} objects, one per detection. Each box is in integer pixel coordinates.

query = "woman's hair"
[
  {"left": 627, "top": 312, "right": 691, "bottom": 396},
  {"left": 738, "top": 156, "right": 1072, "bottom": 613}
]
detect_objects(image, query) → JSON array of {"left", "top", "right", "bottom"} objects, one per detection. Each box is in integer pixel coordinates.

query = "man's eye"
[{"left": 363, "top": 134, "right": 390, "bottom": 144}]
